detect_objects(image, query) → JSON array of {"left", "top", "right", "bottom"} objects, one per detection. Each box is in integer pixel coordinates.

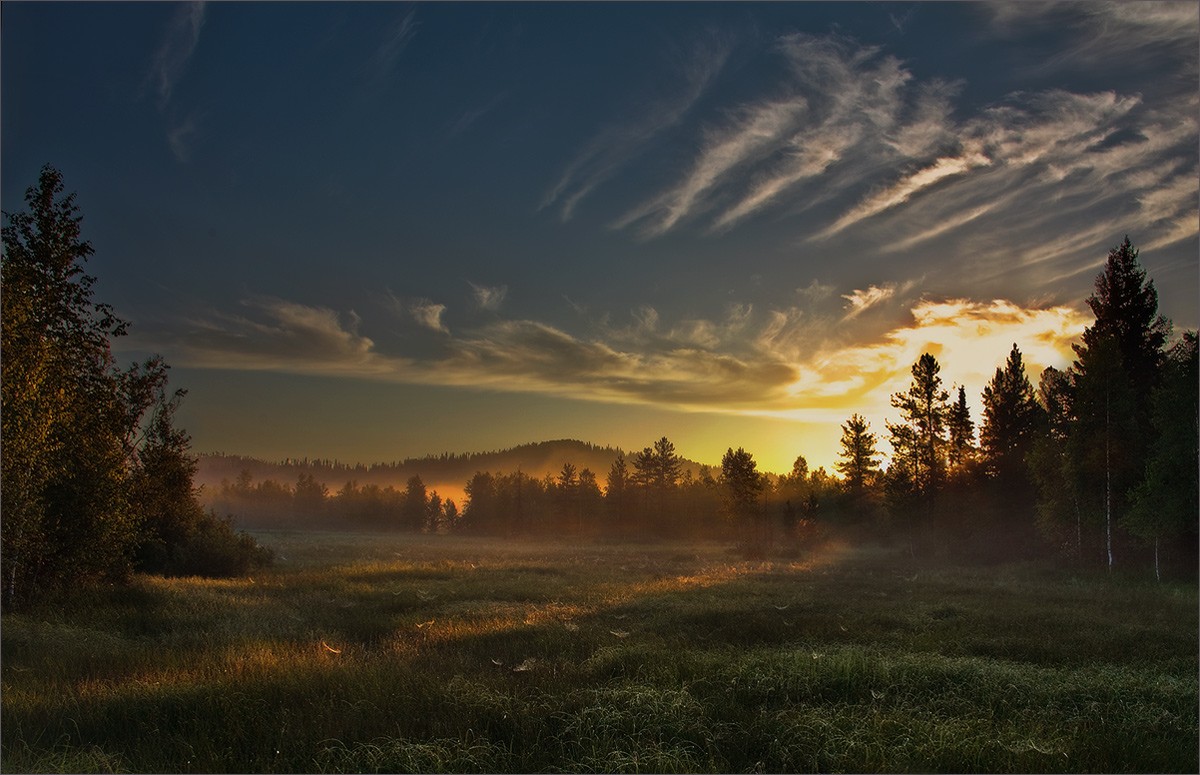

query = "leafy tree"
[
  {"left": 442, "top": 498, "right": 460, "bottom": 530},
  {"left": 294, "top": 472, "right": 328, "bottom": 521},
  {"left": 2, "top": 166, "right": 268, "bottom": 602},
  {"left": 427, "top": 491, "right": 443, "bottom": 533},
  {"left": 605, "top": 452, "right": 633, "bottom": 535},
  {"left": 979, "top": 344, "right": 1044, "bottom": 483},
  {"left": 2, "top": 167, "right": 157, "bottom": 601},
  {"left": 556, "top": 462, "right": 580, "bottom": 530},
  {"left": 577, "top": 467, "right": 604, "bottom": 530},
  {"left": 461, "top": 472, "right": 497, "bottom": 533},
  {"left": 631, "top": 436, "right": 683, "bottom": 532},
  {"left": 1070, "top": 335, "right": 1138, "bottom": 571},
  {"left": 130, "top": 373, "right": 201, "bottom": 571}
]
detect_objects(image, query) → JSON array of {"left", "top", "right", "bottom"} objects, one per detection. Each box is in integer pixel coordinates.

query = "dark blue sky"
[{"left": 4, "top": 2, "right": 1197, "bottom": 472}]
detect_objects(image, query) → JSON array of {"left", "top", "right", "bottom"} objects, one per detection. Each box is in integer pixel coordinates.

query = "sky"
[{"left": 3, "top": 1, "right": 1197, "bottom": 474}]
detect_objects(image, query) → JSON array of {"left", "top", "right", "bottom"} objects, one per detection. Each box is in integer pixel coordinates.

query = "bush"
[{"left": 136, "top": 511, "right": 273, "bottom": 578}]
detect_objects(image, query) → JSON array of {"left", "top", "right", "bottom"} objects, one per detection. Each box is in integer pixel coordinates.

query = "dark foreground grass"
[{"left": 2, "top": 533, "right": 1196, "bottom": 773}]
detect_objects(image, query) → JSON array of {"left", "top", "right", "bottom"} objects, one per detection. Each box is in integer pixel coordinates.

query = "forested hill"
[{"left": 195, "top": 439, "right": 711, "bottom": 494}]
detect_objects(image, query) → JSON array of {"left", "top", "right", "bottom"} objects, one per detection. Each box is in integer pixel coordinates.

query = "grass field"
[{"left": 2, "top": 531, "right": 1196, "bottom": 773}]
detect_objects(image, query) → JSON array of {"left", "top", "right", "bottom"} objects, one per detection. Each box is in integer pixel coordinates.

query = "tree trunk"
[{"left": 1105, "top": 385, "right": 1113, "bottom": 573}]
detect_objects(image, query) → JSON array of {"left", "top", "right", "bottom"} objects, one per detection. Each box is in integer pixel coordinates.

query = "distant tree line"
[
  {"left": 209, "top": 239, "right": 1197, "bottom": 580},
  {"left": 1, "top": 167, "right": 271, "bottom": 607}
]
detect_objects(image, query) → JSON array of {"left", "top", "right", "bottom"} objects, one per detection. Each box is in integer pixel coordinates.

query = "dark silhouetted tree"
[
  {"left": 401, "top": 475, "right": 428, "bottom": 531},
  {"left": 720, "top": 447, "right": 765, "bottom": 553},
  {"left": 836, "top": 414, "right": 880, "bottom": 495},
  {"left": 1053, "top": 237, "right": 1171, "bottom": 572},
  {"left": 1029, "top": 366, "right": 1084, "bottom": 560},
  {"left": 888, "top": 353, "right": 950, "bottom": 495},
  {"left": 979, "top": 344, "right": 1044, "bottom": 484},
  {"left": 1082, "top": 236, "right": 1169, "bottom": 413},
  {"left": 2, "top": 166, "right": 268, "bottom": 602},
  {"left": 946, "top": 386, "right": 977, "bottom": 478}
]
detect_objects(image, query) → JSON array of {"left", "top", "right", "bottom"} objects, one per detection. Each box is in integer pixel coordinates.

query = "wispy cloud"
[
  {"left": 984, "top": 1, "right": 1198, "bottom": 78},
  {"left": 450, "top": 92, "right": 508, "bottom": 137},
  {"left": 147, "top": 2, "right": 206, "bottom": 163},
  {"left": 470, "top": 282, "right": 508, "bottom": 311},
  {"left": 166, "top": 114, "right": 201, "bottom": 163},
  {"left": 410, "top": 300, "right": 449, "bottom": 334},
  {"left": 841, "top": 285, "right": 897, "bottom": 318},
  {"left": 178, "top": 297, "right": 379, "bottom": 374},
  {"left": 814, "top": 151, "right": 991, "bottom": 240},
  {"left": 163, "top": 291, "right": 1088, "bottom": 431},
  {"left": 371, "top": 7, "right": 418, "bottom": 84},
  {"left": 541, "top": 30, "right": 732, "bottom": 222},
  {"left": 148, "top": 1, "right": 206, "bottom": 109},
  {"left": 572, "top": 25, "right": 1193, "bottom": 291},
  {"left": 616, "top": 97, "right": 809, "bottom": 237},
  {"left": 611, "top": 32, "right": 929, "bottom": 236}
]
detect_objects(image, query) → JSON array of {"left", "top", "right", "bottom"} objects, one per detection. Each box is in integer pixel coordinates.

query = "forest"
[{"left": 2, "top": 166, "right": 1197, "bottom": 611}]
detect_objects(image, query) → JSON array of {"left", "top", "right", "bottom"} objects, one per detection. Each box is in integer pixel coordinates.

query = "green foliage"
[
  {"left": 1, "top": 166, "right": 269, "bottom": 605},
  {"left": 2, "top": 166, "right": 142, "bottom": 602}
]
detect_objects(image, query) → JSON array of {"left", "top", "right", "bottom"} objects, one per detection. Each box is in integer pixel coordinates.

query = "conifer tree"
[
  {"left": 836, "top": 414, "right": 880, "bottom": 493},
  {"left": 979, "top": 344, "right": 1044, "bottom": 482},
  {"left": 946, "top": 386, "right": 977, "bottom": 477},
  {"left": 1056, "top": 237, "right": 1169, "bottom": 571},
  {"left": 887, "top": 353, "right": 950, "bottom": 495}
]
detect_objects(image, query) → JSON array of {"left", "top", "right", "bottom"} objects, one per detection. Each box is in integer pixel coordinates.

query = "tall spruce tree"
[
  {"left": 979, "top": 344, "right": 1045, "bottom": 483},
  {"left": 946, "top": 386, "right": 977, "bottom": 478},
  {"left": 836, "top": 413, "right": 880, "bottom": 493},
  {"left": 1062, "top": 237, "right": 1169, "bottom": 571}
]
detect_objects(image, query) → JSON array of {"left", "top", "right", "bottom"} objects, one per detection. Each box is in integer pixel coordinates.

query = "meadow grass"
[{"left": 1, "top": 532, "right": 1195, "bottom": 773}]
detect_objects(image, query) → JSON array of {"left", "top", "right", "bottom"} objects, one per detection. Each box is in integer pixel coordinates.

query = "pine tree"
[
  {"left": 1059, "top": 237, "right": 1170, "bottom": 571},
  {"left": 979, "top": 344, "right": 1045, "bottom": 483},
  {"left": 836, "top": 414, "right": 880, "bottom": 493},
  {"left": 946, "top": 386, "right": 977, "bottom": 477},
  {"left": 1082, "top": 236, "right": 1169, "bottom": 409},
  {"left": 888, "top": 353, "right": 950, "bottom": 495}
]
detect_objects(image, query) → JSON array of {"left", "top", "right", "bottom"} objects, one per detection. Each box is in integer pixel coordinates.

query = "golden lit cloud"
[
  {"left": 755, "top": 299, "right": 1090, "bottom": 464},
  {"left": 168, "top": 293, "right": 1091, "bottom": 471}
]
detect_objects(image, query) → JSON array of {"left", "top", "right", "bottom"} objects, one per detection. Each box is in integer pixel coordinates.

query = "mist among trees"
[{"left": 3, "top": 168, "right": 1196, "bottom": 609}]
